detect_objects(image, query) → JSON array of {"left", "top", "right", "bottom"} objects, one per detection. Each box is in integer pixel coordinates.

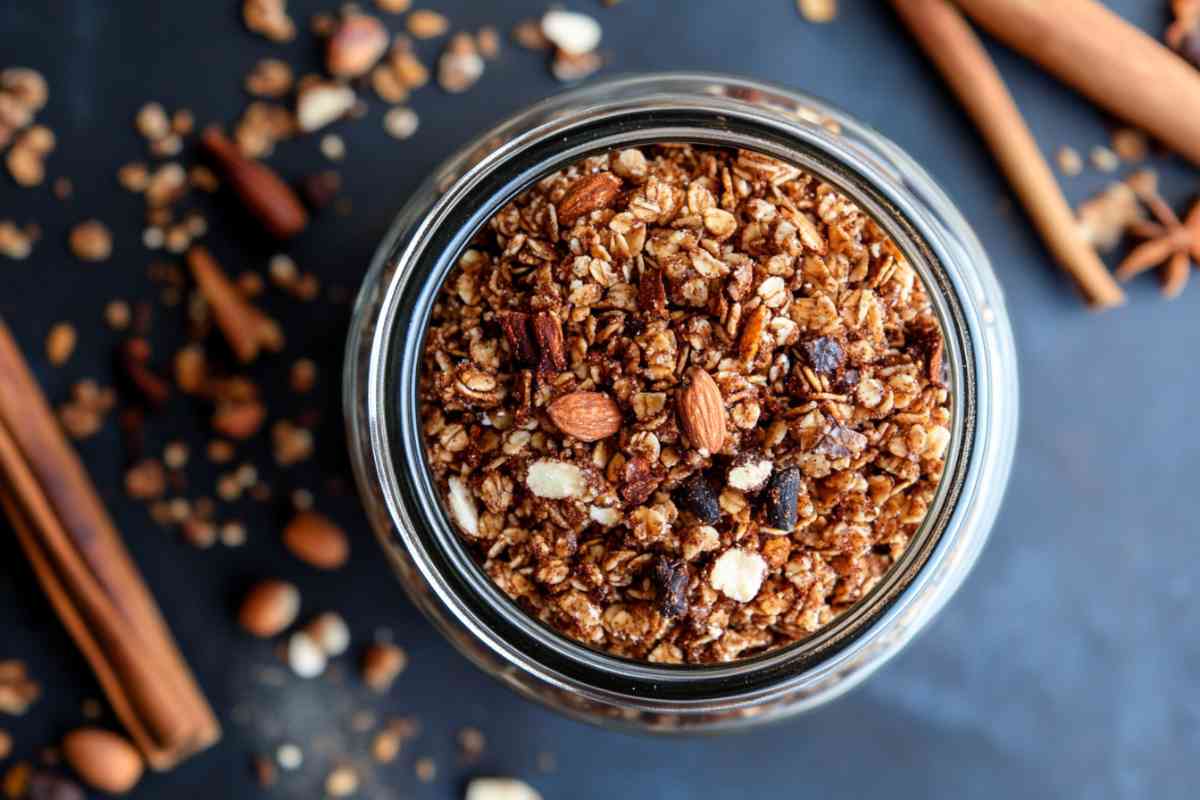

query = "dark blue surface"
[{"left": 0, "top": 2, "right": 1196, "bottom": 798}]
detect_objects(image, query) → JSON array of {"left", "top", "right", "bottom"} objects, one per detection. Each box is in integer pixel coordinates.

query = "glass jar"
[{"left": 344, "top": 73, "right": 1018, "bottom": 732}]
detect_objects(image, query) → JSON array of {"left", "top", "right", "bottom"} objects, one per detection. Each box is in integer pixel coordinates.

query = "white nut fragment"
[
  {"left": 296, "top": 81, "right": 356, "bottom": 132},
  {"left": 709, "top": 548, "right": 767, "bottom": 603},
  {"left": 589, "top": 505, "right": 621, "bottom": 526},
  {"left": 526, "top": 459, "right": 586, "bottom": 499},
  {"left": 287, "top": 630, "right": 328, "bottom": 678},
  {"left": 465, "top": 777, "right": 543, "bottom": 800},
  {"left": 447, "top": 476, "right": 479, "bottom": 536},
  {"left": 540, "top": 9, "right": 601, "bottom": 56},
  {"left": 305, "top": 611, "right": 350, "bottom": 657},
  {"left": 727, "top": 457, "right": 773, "bottom": 492}
]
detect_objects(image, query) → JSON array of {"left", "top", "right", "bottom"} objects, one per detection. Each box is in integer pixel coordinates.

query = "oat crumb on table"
[{"left": 420, "top": 144, "right": 951, "bottom": 664}]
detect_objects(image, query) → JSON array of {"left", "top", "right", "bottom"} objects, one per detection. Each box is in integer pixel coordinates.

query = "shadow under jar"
[{"left": 345, "top": 73, "right": 1018, "bottom": 732}]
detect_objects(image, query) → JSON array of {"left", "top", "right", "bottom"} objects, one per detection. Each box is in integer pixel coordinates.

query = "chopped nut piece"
[
  {"left": 325, "top": 766, "right": 359, "bottom": 797},
  {"left": 407, "top": 9, "right": 449, "bottom": 39},
  {"left": 465, "top": 778, "right": 543, "bottom": 800},
  {"left": 238, "top": 580, "right": 301, "bottom": 638},
  {"left": 375, "top": 0, "right": 410, "bottom": 11},
  {"left": 0, "top": 221, "right": 34, "bottom": 259},
  {"left": 727, "top": 452, "right": 773, "bottom": 493},
  {"left": 414, "top": 756, "right": 436, "bottom": 783},
  {"left": 0, "top": 661, "right": 40, "bottom": 715},
  {"left": 710, "top": 548, "right": 767, "bottom": 603},
  {"left": 135, "top": 102, "right": 170, "bottom": 140},
  {"left": 511, "top": 19, "right": 550, "bottom": 50},
  {"left": 305, "top": 612, "right": 350, "bottom": 656},
  {"left": 45, "top": 322, "right": 76, "bottom": 366},
  {"left": 550, "top": 49, "right": 602, "bottom": 83},
  {"left": 1089, "top": 145, "right": 1119, "bottom": 173},
  {"left": 1055, "top": 146, "right": 1083, "bottom": 177},
  {"left": 1, "top": 67, "right": 48, "bottom": 111},
  {"left": 458, "top": 727, "right": 485, "bottom": 760},
  {"left": 797, "top": 0, "right": 838, "bottom": 23},
  {"left": 438, "top": 33, "right": 484, "bottom": 94},
  {"left": 327, "top": 13, "right": 390, "bottom": 78},
  {"left": 320, "top": 133, "right": 345, "bottom": 161},
  {"left": 286, "top": 631, "right": 327, "bottom": 678},
  {"left": 383, "top": 106, "right": 419, "bottom": 139},
  {"left": 244, "top": 0, "right": 295, "bottom": 42},
  {"left": 541, "top": 9, "right": 601, "bottom": 56},
  {"left": 276, "top": 742, "right": 303, "bottom": 769},
  {"left": 525, "top": 460, "right": 586, "bottom": 499},
  {"left": 1111, "top": 128, "right": 1148, "bottom": 162},
  {"left": 296, "top": 81, "right": 355, "bottom": 132},
  {"left": 477, "top": 26, "right": 500, "bottom": 59},
  {"left": 361, "top": 642, "right": 407, "bottom": 691},
  {"left": 1076, "top": 179, "right": 1142, "bottom": 251},
  {"left": 68, "top": 220, "right": 112, "bottom": 262}
]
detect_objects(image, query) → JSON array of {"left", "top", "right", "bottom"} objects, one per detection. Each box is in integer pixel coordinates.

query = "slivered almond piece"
[
  {"left": 187, "top": 246, "right": 283, "bottom": 363},
  {"left": 557, "top": 171, "right": 621, "bottom": 223},
  {"left": 547, "top": 392, "right": 621, "bottom": 442},
  {"left": 677, "top": 367, "right": 725, "bottom": 455}
]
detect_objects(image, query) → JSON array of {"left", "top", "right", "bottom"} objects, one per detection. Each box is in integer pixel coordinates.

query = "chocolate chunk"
[
  {"left": 833, "top": 367, "right": 860, "bottom": 394},
  {"left": 800, "top": 336, "right": 843, "bottom": 374},
  {"left": 675, "top": 472, "right": 720, "bottom": 524},
  {"left": 28, "top": 772, "right": 85, "bottom": 800},
  {"left": 763, "top": 467, "right": 800, "bottom": 532},
  {"left": 813, "top": 424, "right": 868, "bottom": 459},
  {"left": 653, "top": 556, "right": 689, "bottom": 618}
]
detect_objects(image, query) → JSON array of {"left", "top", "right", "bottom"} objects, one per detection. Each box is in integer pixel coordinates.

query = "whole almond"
[
  {"left": 547, "top": 392, "right": 622, "bottom": 442},
  {"left": 238, "top": 579, "right": 301, "bottom": 637},
  {"left": 327, "top": 14, "right": 389, "bottom": 77},
  {"left": 677, "top": 367, "right": 726, "bottom": 455},
  {"left": 284, "top": 511, "right": 349, "bottom": 569},
  {"left": 557, "top": 171, "right": 621, "bottom": 223},
  {"left": 62, "top": 728, "right": 143, "bottom": 794}
]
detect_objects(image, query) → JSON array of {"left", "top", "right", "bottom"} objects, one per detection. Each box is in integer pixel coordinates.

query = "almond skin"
[
  {"left": 238, "top": 579, "right": 301, "bottom": 638},
  {"left": 62, "top": 728, "right": 144, "bottom": 794},
  {"left": 557, "top": 171, "right": 621, "bottom": 223},
  {"left": 677, "top": 367, "right": 726, "bottom": 454},
  {"left": 284, "top": 511, "right": 349, "bottom": 569},
  {"left": 547, "top": 391, "right": 622, "bottom": 442}
]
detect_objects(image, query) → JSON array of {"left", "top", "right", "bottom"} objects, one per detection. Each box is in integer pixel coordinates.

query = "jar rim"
[{"left": 348, "top": 73, "right": 1017, "bottom": 720}]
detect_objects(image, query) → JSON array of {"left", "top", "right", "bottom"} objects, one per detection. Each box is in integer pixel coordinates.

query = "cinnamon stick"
[
  {"left": 0, "top": 317, "right": 220, "bottom": 770},
  {"left": 891, "top": 0, "right": 1125, "bottom": 309},
  {"left": 200, "top": 126, "right": 308, "bottom": 239},
  {"left": 954, "top": 0, "right": 1200, "bottom": 169}
]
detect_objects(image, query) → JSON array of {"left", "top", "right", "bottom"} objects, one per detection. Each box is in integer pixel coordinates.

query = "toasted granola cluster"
[{"left": 419, "top": 144, "right": 951, "bottom": 664}]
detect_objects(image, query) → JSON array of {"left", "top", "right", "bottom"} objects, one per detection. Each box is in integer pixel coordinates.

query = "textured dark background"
[{"left": 1, "top": 1, "right": 1197, "bottom": 798}]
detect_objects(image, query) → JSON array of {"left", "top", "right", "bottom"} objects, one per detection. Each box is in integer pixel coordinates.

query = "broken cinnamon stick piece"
[
  {"left": 187, "top": 245, "right": 284, "bottom": 363},
  {"left": 891, "top": 0, "right": 1125, "bottom": 309},
  {"left": 954, "top": 0, "right": 1200, "bottom": 170},
  {"left": 200, "top": 126, "right": 308, "bottom": 239}
]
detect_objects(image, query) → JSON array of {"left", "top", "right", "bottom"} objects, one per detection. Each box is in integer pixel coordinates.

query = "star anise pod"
[
  {"left": 1168, "top": 0, "right": 1200, "bottom": 68},
  {"left": 1115, "top": 172, "right": 1200, "bottom": 298}
]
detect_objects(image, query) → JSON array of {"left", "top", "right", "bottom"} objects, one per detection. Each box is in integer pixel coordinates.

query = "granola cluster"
[{"left": 420, "top": 144, "right": 952, "bottom": 664}]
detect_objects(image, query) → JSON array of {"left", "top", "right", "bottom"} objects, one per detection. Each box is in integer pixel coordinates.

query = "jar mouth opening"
[{"left": 371, "top": 77, "right": 977, "bottom": 702}]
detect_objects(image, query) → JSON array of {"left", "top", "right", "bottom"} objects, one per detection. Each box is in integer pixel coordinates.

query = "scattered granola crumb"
[
  {"left": 541, "top": 9, "right": 601, "bottom": 56},
  {"left": 290, "top": 358, "right": 317, "bottom": 392},
  {"left": 134, "top": 101, "right": 170, "bottom": 141},
  {"left": 2, "top": 762, "right": 30, "bottom": 799},
  {"left": 44, "top": 323, "right": 76, "bottom": 366},
  {"left": 325, "top": 765, "right": 359, "bottom": 797},
  {"left": 68, "top": 219, "right": 113, "bottom": 262},
  {"left": 407, "top": 9, "right": 449, "bottom": 39},
  {"left": 286, "top": 631, "right": 327, "bottom": 678},
  {"left": 511, "top": 19, "right": 550, "bottom": 51},
  {"left": 550, "top": 50, "right": 603, "bottom": 83},
  {"left": 80, "top": 698, "right": 102, "bottom": 719},
  {"left": 275, "top": 742, "right": 303, "bottom": 770},
  {"left": 1076, "top": 179, "right": 1142, "bottom": 251},
  {"left": 466, "top": 777, "right": 543, "bottom": 800},
  {"left": 361, "top": 642, "right": 407, "bottom": 692},
  {"left": 1111, "top": 128, "right": 1148, "bottom": 162},
  {"left": 438, "top": 33, "right": 484, "bottom": 94},
  {"left": 477, "top": 26, "right": 501, "bottom": 59},
  {"left": 320, "top": 133, "right": 346, "bottom": 161},
  {"left": 414, "top": 756, "right": 436, "bottom": 783},
  {"left": 52, "top": 176, "right": 72, "bottom": 200},
  {"left": 0, "top": 731, "right": 10, "bottom": 761},
  {"left": 383, "top": 106, "right": 419, "bottom": 139},
  {"left": 797, "top": 0, "right": 838, "bottom": 23},
  {"left": 1055, "top": 146, "right": 1082, "bottom": 177},
  {"left": 0, "top": 221, "right": 35, "bottom": 259},
  {"left": 244, "top": 0, "right": 296, "bottom": 42},
  {"left": 457, "top": 727, "right": 485, "bottom": 761},
  {"left": 245, "top": 58, "right": 293, "bottom": 98},
  {"left": 376, "top": 0, "right": 411, "bottom": 12},
  {"left": 300, "top": 170, "right": 341, "bottom": 208},
  {"left": 253, "top": 755, "right": 277, "bottom": 788},
  {"left": 0, "top": 661, "right": 40, "bottom": 715},
  {"left": 1089, "top": 145, "right": 1119, "bottom": 173}
]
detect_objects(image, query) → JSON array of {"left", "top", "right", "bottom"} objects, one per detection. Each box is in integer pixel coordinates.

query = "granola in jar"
[{"left": 419, "top": 144, "right": 951, "bottom": 664}]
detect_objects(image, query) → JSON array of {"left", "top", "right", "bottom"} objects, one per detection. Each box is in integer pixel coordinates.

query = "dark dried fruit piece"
[
  {"left": 653, "top": 556, "right": 689, "bottom": 618},
  {"left": 800, "top": 336, "right": 843, "bottom": 375},
  {"left": 675, "top": 472, "right": 720, "bottom": 524},
  {"left": 557, "top": 171, "right": 622, "bottom": 223},
  {"left": 812, "top": 424, "right": 868, "bottom": 459},
  {"left": 833, "top": 367, "right": 860, "bottom": 394},
  {"left": 637, "top": 266, "right": 667, "bottom": 318},
  {"left": 532, "top": 311, "right": 566, "bottom": 375},
  {"left": 497, "top": 311, "right": 537, "bottom": 364},
  {"left": 763, "top": 466, "right": 800, "bottom": 532},
  {"left": 300, "top": 170, "right": 341, "bottom": 209}
]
